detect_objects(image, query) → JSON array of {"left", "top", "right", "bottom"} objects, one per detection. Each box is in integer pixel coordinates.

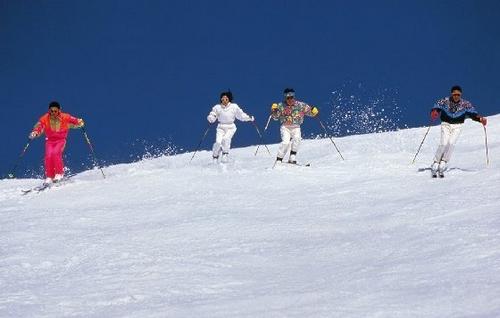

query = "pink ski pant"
[{"left": 44, "top": 139, "right": 66, "bottom": 178}]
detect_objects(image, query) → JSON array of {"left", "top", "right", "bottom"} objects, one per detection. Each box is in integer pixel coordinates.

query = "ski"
[
  {"left": 286, "top": 162, "right": 311, "bottom": 167},
  {"left": 21, "top": 176, "right": 73, "bottom": 195},
  {"left": 22, "top": 183, "right": 52, "bottom": 195},
  {"left": 419, "top": 167, "right": 470, "bottom": 178},
  {"left": 273, "top": 161, "right": 311, "bottom": 168}
]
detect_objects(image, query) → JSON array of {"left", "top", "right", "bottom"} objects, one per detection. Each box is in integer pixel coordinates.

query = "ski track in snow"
[{"left": 1, "top": 116, "right": 500, "bottom": 317}]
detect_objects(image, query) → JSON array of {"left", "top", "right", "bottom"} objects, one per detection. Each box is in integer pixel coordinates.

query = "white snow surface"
[{"left": 1, "top": 116, "right": 500, "bottom": 318}]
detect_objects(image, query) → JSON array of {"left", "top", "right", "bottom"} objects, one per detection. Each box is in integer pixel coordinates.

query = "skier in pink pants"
[{"left": 29, "top": 101, "right": 84, "bottom": 184}]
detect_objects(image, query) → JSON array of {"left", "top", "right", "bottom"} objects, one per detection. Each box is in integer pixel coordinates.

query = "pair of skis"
[{"left": 21, "top": 177, "right": 72, "bottom": 195}]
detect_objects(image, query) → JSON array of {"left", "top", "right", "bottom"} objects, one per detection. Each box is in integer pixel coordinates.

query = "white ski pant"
[
  {"left": 212, "top": 123, "right": 237, "bottom": 157},
  {"left": 434, "top": 122, "right": 462, "bottom": 163},
  {"left": 277, "top": 125, "right": 301, "bottom": 158}
]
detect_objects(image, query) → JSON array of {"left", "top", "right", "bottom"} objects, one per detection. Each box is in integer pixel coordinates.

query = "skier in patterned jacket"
[
  {"left": 207, "top": 91, "right": 254, "bottom": 162},
  {"left": 29, "top": 101, "right": 84, "bottom": 184},
  {"left": 271, "top": 88, "right": 319, "bottom": 164},
  {"left": 430, "top": 85, "right": 487, "bottom": 176}
]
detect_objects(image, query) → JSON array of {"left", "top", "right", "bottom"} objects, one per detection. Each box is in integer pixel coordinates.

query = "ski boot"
[
  {"left": 430, "top": 161, "right": 439, "bottom": 178},
  {"left": 288, "top": 151, "right": 297, "bottom": 164},
  {"left": 54, "top": 174, "right": 64, "bottom": 183},
  {"left": 273, "top": 157, "right": 283, "bottom": 168},
  {"left": 438, "top": 161, "right": 447, "bottom": 178}
]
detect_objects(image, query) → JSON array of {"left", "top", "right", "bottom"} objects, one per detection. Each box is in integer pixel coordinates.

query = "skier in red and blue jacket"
[{"left": 430, "top": 85, "right": 487, "bottom": 176}]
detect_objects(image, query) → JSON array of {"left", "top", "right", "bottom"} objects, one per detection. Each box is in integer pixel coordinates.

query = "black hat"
[
  {"left": 283, "top": 88, "right": 295, "bottom": 98},
  {"left": 48, "top": 101, "right": 61, "bottom": 109},
  {"left": 220, "top": 91, "right": 233, "bottom": 102}
]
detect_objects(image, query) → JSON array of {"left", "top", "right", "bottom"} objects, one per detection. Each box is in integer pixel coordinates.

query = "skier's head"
[
  {"left": 48, "top": 101, "right": 61, "bottom": 109},
  {"left": 450, "top": 85, "right": 462, "bottom": 102},
  {"left": 283, "top": 88, "right": 295, "bottom": 99},
  {"left": 220, "top": 91, "right": 233, "bottom": 104},
  {"left": 283, "top": 88, "right": 295, "bottom": 106},
  {"left": 450, "top": 85, "right": 462, "bottom": 93},
  {"left": 48, "top": 101, "right": 61, "bottom": 116}
]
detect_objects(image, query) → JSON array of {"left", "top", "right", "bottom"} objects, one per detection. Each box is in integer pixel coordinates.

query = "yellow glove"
[
  {"left": 311, "top": 106, "right": 319, "bottom": 117},
  {"left": 271, "top": 103, "right": 279, "bottom": 112},
  {"left": 78, "top": 119, "right": 85, "bottom": 127}
]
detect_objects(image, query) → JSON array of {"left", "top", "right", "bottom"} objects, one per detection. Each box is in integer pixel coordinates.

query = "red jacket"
[{"left": 32, "top": 112, "right": 80, "bottom": 141}]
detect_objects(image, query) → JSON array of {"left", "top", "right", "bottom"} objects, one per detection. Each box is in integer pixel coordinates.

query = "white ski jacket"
[{"left": 207, "top": 103, "right": 252, "bottom": 125}]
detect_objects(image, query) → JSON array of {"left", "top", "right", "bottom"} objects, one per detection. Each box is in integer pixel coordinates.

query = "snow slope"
[{"left": 1, "top": 115, "right": 499, "bottom": 317}]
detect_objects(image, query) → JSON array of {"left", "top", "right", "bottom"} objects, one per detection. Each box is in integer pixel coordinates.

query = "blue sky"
[{"left": 1, "top": 0, "right": 499, "bottom": 177}]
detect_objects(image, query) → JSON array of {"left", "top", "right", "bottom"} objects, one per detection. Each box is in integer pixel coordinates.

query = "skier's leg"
[
  {"left": 277, "top": 125, "right": 292, "bottom": 160},
  {"left": 289, "top": 127, "right": 302, "bottom": 163},
  {"left": 53, "top": 140, "right": 66, "bottom": 179},
  {"left": 212, "top": 126, "right": 224, "bottom": 158},
  {"left": 44, "top": 141, "right": 57, "bottom": 179},
  {"left": 221, "top": 125, "right": 237, "bottom": 154},
  {"left": 441, "top": 123, "right": 462, "bottom": 163},
  {"left": 434, "top": 123, "right": 451, "bottom": 163}
]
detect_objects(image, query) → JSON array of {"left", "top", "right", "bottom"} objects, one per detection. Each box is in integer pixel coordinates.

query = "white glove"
[
  {"left": 249, "top": 116, "right": 255, "bottom": 122},
  {"left": 207, "top": 113, "right": 217, "bottom": 124},
  {"left": 29, "top": 131, "right": 38, "bottom": 139}
]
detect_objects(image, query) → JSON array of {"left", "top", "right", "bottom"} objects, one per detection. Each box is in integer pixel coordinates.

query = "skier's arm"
[
  {"left": 207, "top": 106, "right": 218, "bottom": 123},
  {"left": 235, "top": 105, "right": 254, "bottom": 122},
  {"left": 29, "top": 121, "right": 44, "bottom": 139},
  {"left": 271, "top": 103, "right": 281, "bottom": 120},
  {"left": 430, "top": 109, "right": 441, "bottom": 121},
  {"left": 430, "top": 98, "right": 447, "bottom": 121},
  {"left": 469, "top": 113, "right": 487, "bottom": 125},
  {"left": 463, "top": 101, "right": 486, "bottom": 125},
  {"left": 67, "top": 115, "right": 84, "bottom": 128},
  {"left": 303, "top": 102, "right": 319, "bottom": 117}
]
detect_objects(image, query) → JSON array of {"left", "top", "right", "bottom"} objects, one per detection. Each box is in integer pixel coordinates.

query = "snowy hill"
[{"left": 1, "top": 115, "right": 499, "bottom": 317}]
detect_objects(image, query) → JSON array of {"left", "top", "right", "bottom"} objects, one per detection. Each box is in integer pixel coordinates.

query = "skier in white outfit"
[
  {"left": 429, "top": 85, "right": 487, "bottom": 177},
  {"left": 207, "top": 91, "right": 254, "bottom": 162},
  {"left": 271, "top": 88, "right": 319, "bottom": 164}
]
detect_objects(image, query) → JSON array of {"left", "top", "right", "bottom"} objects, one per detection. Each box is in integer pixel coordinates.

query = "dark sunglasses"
[
  {"left": 451, "top": 93, "right": 461, "bottom": 97},
  {"left": 50, "top": 109, "right": 60, "bottom": 113}
]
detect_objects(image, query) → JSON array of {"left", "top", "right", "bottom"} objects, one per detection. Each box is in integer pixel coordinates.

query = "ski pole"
[
  {"left": 316, "top": 117, "right": 345, "bottom": 160},
  {"left": 81, "top": 126, "right": 106, "bottom": 179},
  {"left": 190, "top": 123, "right": 213, "bottom": 163},
  {"left": 255, "top": 114, "right": 273, "bottom": 156},
  {"left": 252, "top": 118, "right": 272, "bottom": 156},
  {"left": 264, "top": 113, "right": 273, "bottom": 130},
  {"left": 483, "top": 125, "right": 489, "bottom": 165},
  {"left": 411, "top": 124, "right": 432, "bottom": 164},
  {"left": 7, "top": 139, "right": 31, "bottom": 178}
]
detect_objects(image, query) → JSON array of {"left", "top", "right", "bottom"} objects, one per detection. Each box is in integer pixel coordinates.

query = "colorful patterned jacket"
[
  {"left": 431, "top": 97, "right": 481, "bottom": 124},
  {"left": 271, "top": 100, "right": 314, "bottom": 126}
]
